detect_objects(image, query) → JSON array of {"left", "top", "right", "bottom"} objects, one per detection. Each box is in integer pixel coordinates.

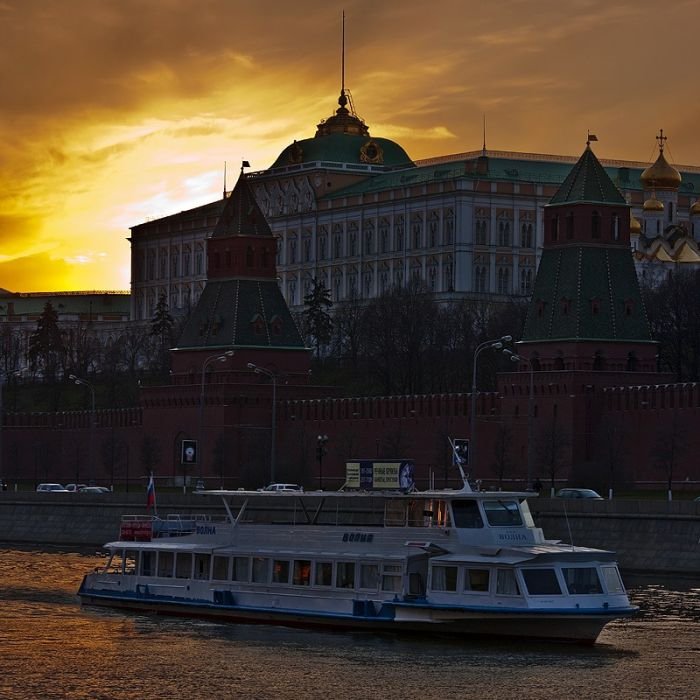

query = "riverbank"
[{"left": 1, "top": 491, "right": 698, "bottom": 575}]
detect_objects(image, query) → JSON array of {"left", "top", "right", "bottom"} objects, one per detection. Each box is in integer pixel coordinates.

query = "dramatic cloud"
[{"left": 1, "top": 0, "right": 698, "bottom": 291}]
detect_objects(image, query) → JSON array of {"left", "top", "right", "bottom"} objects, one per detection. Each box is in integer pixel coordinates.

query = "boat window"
[
  {"left": 232, "top": 556, "right": 250, "bottom": 583},
  {"left": 522, "top": 568, "right": 562, "bottom": 595},
  {"left": 562, "top": 567, "right": 603, "bottom": 594},
  {"left": 359, "top": 563, "right": 380, "bottom": 590},
  {"left": 381, "top": 563, "right": 402, "bottom": 592},
  {"left": 194, "top": 554, "right": 210, "bottom": 580},
  {"left": 105, "top": 552, "right": 122, "bottom": 574},
  {"left": 483, "top": 500, "right": 523, "bottom": 527},
  {"left": 496, "top": 569, "right": 520, "bottom": 595},
  {"left": 336, "top": 562, "right": 356, "bottom": 589},
  {"left": 157, "top": 551, "right": 174, "bottom": 577},
  {"left": 252, "top": 557, "right": 269, "bottom": 583},
  {"left": 431, "top": 565, "right": 458, "bottom": 592},
  {"left": 601, "top": 566, "right": 624, "bottom": 594},
  {"left": 175, "top": 553, "right": 192, "bottom": 579},
  {"left": 140, "top": 551, "right": 154, "bottom": 577},
  {"left": 272, "top": 560, "right": 290, "bottom": 584},
  {"left": 314, "top": 561, "right": 333, "bottom": 586},
  {"left": 451, "top": 500, "right": 484, "bottom": 528},
  {"left": 123, "top": 551, "right": 137, "bottom": 575},
  {"left": 293, "top": 560, "right": 311, "bottom": 586},
  {"left": 212, "top": 556, "right": 229, "bottom": 581},
  {"left": 385, "top": 500, "right": 407, "bottom": 526},
  {"left": 464, "top": 568, "right": 490, "bottom": 592}
]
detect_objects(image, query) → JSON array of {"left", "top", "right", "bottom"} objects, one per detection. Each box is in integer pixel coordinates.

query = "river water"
[{"left": 0, "top": 546, "right": 698, "bottom": 700}]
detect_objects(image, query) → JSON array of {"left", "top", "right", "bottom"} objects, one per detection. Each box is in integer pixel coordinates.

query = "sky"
[{"left": 1, "top": 0, "right": 699, "bottom": 293}]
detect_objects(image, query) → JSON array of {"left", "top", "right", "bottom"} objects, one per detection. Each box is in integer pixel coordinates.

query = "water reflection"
[{"left": 0, "top": 547, "right": 698, "bottom": 700}]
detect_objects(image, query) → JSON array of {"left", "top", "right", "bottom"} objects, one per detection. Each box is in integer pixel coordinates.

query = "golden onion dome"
[
  {"left": 630, "top": 214, "right": 642, "bottom": 233},
  {"left": 643, "top": 197, "right": 664, "bottom": 212},
  {"left": 640, "top": 149, "right": 681, "bottom": 191},
  {"left": 690, "top": 200, "right": 700, "bottom": 216}
]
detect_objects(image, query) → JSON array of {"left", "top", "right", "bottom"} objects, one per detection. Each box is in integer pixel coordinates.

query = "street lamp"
[
  {"left": 247, "top": 362, "right": 280, "bottom": 485},
  {"left": 470, "top": 335, "right": 512, "bottom": 480},
  {"left": 317, "top": 434, "right": 329, "bottom": 490},
  {"left": 503, "top": 350, "right": 535, "bottom": 490},
  {"left": 199, "top": 351, "right": 235, "bottom": 484},
  {"left": 69, "top": 374, "right": 95, "bottom": 483}
]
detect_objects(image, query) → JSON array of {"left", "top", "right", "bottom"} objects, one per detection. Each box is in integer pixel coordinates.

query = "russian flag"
[{"left": 146, "top": 474, "right": 156, "bottom": 510}]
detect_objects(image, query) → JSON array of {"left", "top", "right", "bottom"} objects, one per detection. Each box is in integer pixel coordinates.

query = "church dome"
[
  {"left": 643, "top": 197, "right": 664, "bottom": 212},
  {"left": 630, "top": 213, "right": 642, "bottom": 233},
  {"left": 690, "top": 200, "right": 700, "bottom": 216},
  {"left": 640, "top": 145, "right": 681, "bottom": 191},
  {"left": 269, "top": 90, "right": 413, "bottom": 170}
]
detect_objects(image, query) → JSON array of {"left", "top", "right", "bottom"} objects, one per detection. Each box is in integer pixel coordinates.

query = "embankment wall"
[{"left": 1, "top": 493, "right": 698, "bottom": 576}]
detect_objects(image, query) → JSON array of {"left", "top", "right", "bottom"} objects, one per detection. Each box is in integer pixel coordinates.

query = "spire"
[{"left": 315, "top": 12, "right": 370, "bottom": 138}]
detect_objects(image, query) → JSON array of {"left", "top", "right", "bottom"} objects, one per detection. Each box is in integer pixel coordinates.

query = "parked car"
[
  {"left": 36, "top": 483, "right": 69, "bottom": 493},
  {"left": 78, "top": 486, "right": 111, "bottom": 494},
  {"left": 260, "top": 483, "right": 304, "bottom": 492},
  {"left": 555, "top": 488, "right": 603, "bottom": 499},
  {"left": 65, "top": 483, "right": 88, "bottom": 493}
]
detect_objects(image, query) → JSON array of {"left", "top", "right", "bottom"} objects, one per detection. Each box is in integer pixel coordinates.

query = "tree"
[
  {"left": 536, "top": 414, "right": 571, "bottom": 496},
  {"left": 302, "top": 278, "right": 333, "bottom": 358},
  {"left": 642, "top": 269, "right": 700, "bottom": 381},
  {"left": 652, "top": 408, "right": 686, "bottom": 501},
  {"left": 150, "top": 295, "right": 174, "bottom": 376},
  {"left": 28, "top": 302, "right": 65, "bottom": 382}
]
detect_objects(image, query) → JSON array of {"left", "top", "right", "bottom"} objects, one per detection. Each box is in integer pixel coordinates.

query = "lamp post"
[
  {"left": 317, "top": 434, "right": 328, "bottom": 490},
  {"left": 470, "top": 335, "right": 512, "bottom": 480},
  {"left": 69, "top": 374, "right": 95, "bottom": 484},
  {"left": 247, "top": 362, "right": 280, "bottom": 485},
  {"left": 503, "top": 350, "right": 535, "bottom": 490},
  {"left": 198, "top": 351, "right": 235, "bottom": 484}
]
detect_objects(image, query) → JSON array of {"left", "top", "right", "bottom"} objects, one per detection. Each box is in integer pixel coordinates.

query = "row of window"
[
  {"left": 136, "top": 247, "right": 205, "bottom": 283},
  {"left": 286, "top": 261, "right": 455, "bottom": 305},
  {"left": 432, "top": 564, "right": 623, "bottom": 597},
  {"left": 475, "top": 220, "right": 535, "bottom": 248},
  {"left": 114, "top": 551, "right": 405, "bottom": 593},
  {"left": 286, "top": 218, "right": 456, "bottom": 264},
  {"left": 473, "top": 266, "right": 534, "bottom": 295}
]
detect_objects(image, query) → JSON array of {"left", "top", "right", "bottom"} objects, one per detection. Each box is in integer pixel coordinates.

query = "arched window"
[
  {"left": 566, "top": 212, "right": 574, "bottom": 239},
  {"left": 592, "top": 211, "right": 601, "bottom": 238}
]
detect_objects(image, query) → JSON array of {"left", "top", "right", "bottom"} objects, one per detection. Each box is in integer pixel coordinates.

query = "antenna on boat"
[
  {"left": 563, "top": 501, "right": 575, "bottom": 551},
  {"left": 448, "top": 437, "right": 472, "bottom": 492}
]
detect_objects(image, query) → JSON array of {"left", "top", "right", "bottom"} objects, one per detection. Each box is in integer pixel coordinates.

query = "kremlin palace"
[{"left": 128, "top": 90, "right": 700, "bottom": 321}]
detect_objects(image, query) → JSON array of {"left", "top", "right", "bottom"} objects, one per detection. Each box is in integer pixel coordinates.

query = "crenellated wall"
[{"left": 1, "top": 380, "right": 699, "bottom": 491}]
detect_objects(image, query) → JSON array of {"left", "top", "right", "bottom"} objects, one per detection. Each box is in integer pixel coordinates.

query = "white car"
[
  {"left": 78, "top": 486, "right": 111, "bottom": 494},
  {"left": 65, "top": 483, "right": 87, "bottom": 492},
  {"left": 261, "top": 483, "right": 304, "bottom": 492},
  {"left": 36, "top": 483, "right": 69, "bottom": 493}
]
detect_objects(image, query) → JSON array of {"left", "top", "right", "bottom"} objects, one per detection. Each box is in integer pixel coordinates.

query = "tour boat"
[{"left": 78, "top": 463, "right": 637, "bottom": 644}]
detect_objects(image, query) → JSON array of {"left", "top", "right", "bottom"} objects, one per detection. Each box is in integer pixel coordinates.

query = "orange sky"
[{"left": 1, "top": 0, "right": 699, "bottom": 293}]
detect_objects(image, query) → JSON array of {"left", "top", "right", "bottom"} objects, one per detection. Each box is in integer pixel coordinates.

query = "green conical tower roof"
[{"left": 549, "top": 144, "right": 626, "bottom": 206}]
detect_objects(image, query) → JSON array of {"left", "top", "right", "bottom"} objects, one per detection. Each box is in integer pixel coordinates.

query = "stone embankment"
[{"left": 1, "top": 492, "right": 698, "bottom": 575}]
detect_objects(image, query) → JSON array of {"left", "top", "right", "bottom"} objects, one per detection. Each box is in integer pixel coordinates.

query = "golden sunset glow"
[{"left": 2, "top": 0, "right": 699, "bottom": 292}]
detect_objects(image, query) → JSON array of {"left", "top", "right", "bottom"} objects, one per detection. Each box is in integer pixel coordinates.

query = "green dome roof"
[{"left": 269, "top": 90, "right": 413, "bottom": 170}]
